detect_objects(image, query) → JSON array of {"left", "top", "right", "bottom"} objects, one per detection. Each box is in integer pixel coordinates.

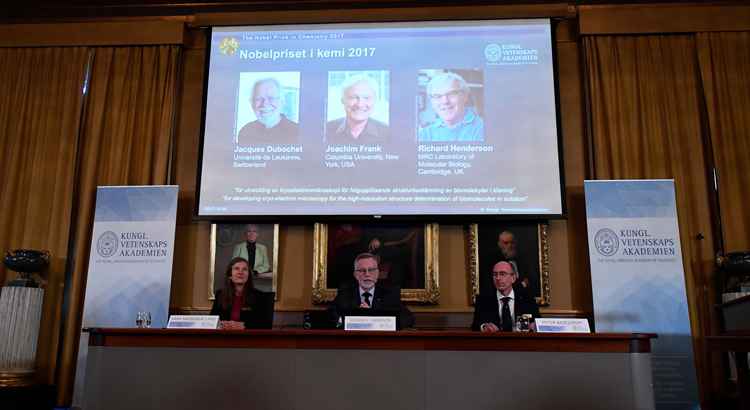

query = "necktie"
[
  {"left": 362, "top": 292, "right": 372, "bottom": 307},
  {"left": 501, "top": 297, "right": 513, "bottom": 331},
  {"left": 246, "top": 242, "right": 256, "bottom": 272}
]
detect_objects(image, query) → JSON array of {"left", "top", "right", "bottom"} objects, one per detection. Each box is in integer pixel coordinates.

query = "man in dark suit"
[
  {"left": 328, "top": 252, "right": 414, "bottom": 329},
  {"left": 473, "top": 261, "right": 540, "bottom": 332},
  {"left": 480, "top": 230, "right": 539, "bottom": 300}
]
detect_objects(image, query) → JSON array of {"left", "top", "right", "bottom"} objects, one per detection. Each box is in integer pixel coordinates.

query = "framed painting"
[
  {"left": 313, "top": 223, "right": 439, "bottom": 304},
  {"left": 209, "top": 223, "right": 279, "bottom": 300},
  {"left": 467, "top": 222, "right": 550, "bottom": 305}
]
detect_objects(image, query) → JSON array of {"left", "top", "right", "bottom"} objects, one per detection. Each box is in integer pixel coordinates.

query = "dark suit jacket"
[
  {"left": 328, "top": 281, "right": 415, "bottom": 329},
  {"left": 471, "top": 285, "right": 540, "bottom": 331},
  {"left": 210, "top": 288, "right": 275, "bottom": 329}
]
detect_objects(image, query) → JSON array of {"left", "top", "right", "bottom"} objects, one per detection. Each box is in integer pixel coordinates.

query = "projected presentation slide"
[{"left": 199, "top": 19, "right": 562, "bottom": 216}]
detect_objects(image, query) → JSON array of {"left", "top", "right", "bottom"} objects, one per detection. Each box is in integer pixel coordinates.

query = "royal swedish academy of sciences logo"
[
  {"left": 594, "top": 228, "right": 619, "bottom": 257},
  {"left": 484, "top": 43, "right": 502, "bottom": 63},
  {"left": 97, "top": 231, "right": 119, "bottom": 258},
  {"left": 219, "top": 37, "right": 240, "bottom": 56}
]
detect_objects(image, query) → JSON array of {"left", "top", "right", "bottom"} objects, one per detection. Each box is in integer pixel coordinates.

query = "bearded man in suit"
[{"left": 328, "top": 252, "right": 414, "bottom": 329}]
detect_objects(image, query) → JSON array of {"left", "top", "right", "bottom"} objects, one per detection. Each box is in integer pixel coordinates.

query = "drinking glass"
[
  {"left": 135, "top": 311, "right": 145, "bottom": 328},
  {"left": 144, "top": 311, "right": 152, "bottom": 328},
  {"left": 515, "top": 314, "right": 532, "bottom": 332}
]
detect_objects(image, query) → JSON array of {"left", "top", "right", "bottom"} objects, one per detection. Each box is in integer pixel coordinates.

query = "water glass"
[
  {"left": 515, "top": 314, "right": 533, "bottom": 332},
  {"left": 135, "top": 311, "right": 152, "bottom": 328}
]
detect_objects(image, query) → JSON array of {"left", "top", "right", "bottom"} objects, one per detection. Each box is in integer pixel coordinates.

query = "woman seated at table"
[{"left": 211, "top": 257, "right": 275, "bottom": 329}]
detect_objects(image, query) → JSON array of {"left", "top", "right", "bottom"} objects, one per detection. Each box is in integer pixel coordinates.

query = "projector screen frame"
[{"left": 194, "top": 16, "right": 568, "bottom": 223}]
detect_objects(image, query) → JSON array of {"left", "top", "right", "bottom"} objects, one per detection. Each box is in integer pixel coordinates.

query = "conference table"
[{"left": 83, "top": 328, "right": 656, "bottom": 410}]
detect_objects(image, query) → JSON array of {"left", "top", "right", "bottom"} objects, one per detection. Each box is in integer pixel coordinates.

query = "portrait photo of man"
[
  {"left": 325, "top": 224, "right": 423, "bottom": 291},
  {"left": 418, "top": 69, "right": 484, "bottom": 142},
  {"left": 232, "top": 224, "right": 271, "bottom": 279},
  {"left": 236, "top": 73, "right": 300, "bottom": 145},
  {"left": 211, "top": 223, "right": 278, "bottom": 295},
  {"left": 325, "top": 71, "right": 390, "bottom": 145}
]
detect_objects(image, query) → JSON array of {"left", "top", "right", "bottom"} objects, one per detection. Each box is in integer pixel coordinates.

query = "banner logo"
[
  {"left": 96, "top": 231, "right": 119, "bottom": 258},
  {"left": 219, "top": 37, "right": 240, "bottom": 56},
  {"left": 484, "top": 44, "right": 502, "bottom": 63},
  {"left": 594, "top": 228, "right": 619, "bottom": 256},
  {"left": 485, "top": 43, "right": 539, "bottom": 66}
]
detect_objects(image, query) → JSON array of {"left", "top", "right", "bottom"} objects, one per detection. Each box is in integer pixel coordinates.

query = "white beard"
[{"left": 257, "top": 114, "right": 281, "bottom": 129}]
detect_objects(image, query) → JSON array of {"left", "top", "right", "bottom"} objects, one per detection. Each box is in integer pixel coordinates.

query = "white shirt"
[
  {"left": 359, "top": 287, "right": 375, "bottom": 307},
  {"left": 497, "top": 288, "right": 515, "bottom": 327}
]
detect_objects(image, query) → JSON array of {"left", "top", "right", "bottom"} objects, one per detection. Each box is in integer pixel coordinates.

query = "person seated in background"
[
  {"left": 326, "top": 75, "right": 389, "bottom": 145},
  {"left": 211, "top": 257, "right": 274, "bottom": 330},
  {"left": 328, "top": 252, "right": 414, "bottom": 329},
  {"left": 472, "top": 261, "right": 539, "bottom": 332},
  {"left": 232, "top": 224, "right": 272, "bottom": 279},
  {"left": 237, "top": 78, "right": 299, "bottom": 145},
  {"left": 418, "top": 72, "right": 484, "bottom": 142}
]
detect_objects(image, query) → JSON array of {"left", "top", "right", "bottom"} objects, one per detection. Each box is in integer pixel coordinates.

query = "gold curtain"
[
  {"left": 56, "top": 45, "right": 181, "bottom": 404},
  {"left": 696, "top": 31, "right": 750, "bottom": 252},
  {"left": 0, "top": 47, "right": 90, "bottom": 382},
  {"left": 584, "top": 35, "right": 718, "bottom": 401}
]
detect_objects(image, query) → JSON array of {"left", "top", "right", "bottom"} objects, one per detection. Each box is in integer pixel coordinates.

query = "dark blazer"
[
  {"left": 210, "top": 288, "right": 275, "bottom": 329},
  {"left": 471, "top": 285, "right": 540, "bottom": 331},
  {"left": 328, "top": 281, "right": 415, "bottom": 329}
]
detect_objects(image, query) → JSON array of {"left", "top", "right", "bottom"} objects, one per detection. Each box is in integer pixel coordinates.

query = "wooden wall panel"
[
  {"left": 579, "top": 4, "right": 750, "bottom": 35},
  {"left": 193, "top": 4, "right": 574, "bottom": 27},
  {"left": 554, "top": 20, "right": 592, "bottom": 316},
  {"left": 0, "top": 21, "right": 186, "bottom": 47}
]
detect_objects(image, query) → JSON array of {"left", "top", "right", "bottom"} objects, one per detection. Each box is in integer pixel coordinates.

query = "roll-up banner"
[
  {"left": 81, "top": 185, "right": 178, "bottom": 328},
  {"left": 74, "top": 185, "right": 178, "bottom": 408},
  {"left": 585, "top": 179, "right": 699, "bottom": 410}
]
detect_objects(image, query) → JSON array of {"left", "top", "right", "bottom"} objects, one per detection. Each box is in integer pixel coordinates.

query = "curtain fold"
[
  {"left": 56, "top": 45, "right": 181, "bottom": 405},
  {"left": 696, "top": 31, "right": 750, "bottom": 252},
  {"left": 584, "top": 35, "right": 717, "bottom": 401},
  {"left": 0, "top": 47, "right": 90, "bottom": 383}
]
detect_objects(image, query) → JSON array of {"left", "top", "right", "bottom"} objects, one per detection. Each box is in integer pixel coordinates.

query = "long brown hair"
[{"left": 220, "top": 257, "right": 254, "bottom": 310}]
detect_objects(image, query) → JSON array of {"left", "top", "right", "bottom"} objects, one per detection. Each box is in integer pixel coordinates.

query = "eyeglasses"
[
  {"left": 492, "top": 271, "right": 514, "bottom": 278},
  {"left": 429, "top": 89, "right": 463, "bottom": 100},
  {"left": 345, "top": 95, "right": 374, "bottom": 104},
  {"left": 355, "top": 267, "right": 379, "bottom": 274},
  {"left": 253, "top": 96, "right": 280, "bottom": 105}
]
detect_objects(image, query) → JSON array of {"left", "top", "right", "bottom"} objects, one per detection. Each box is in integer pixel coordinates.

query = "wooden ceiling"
[{"left": 1, "top": 0, "right": 731, "bottom": 22}]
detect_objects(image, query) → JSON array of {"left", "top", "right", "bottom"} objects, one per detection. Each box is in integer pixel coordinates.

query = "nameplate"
[
  {"left": 535, "top": 318, "right": 591, "bottom": 333},
  {"left": 344, "top": 316, "right": 396, "bottom": 331},
  {"left": 167, "top": 315, "right": 220, "bottom": 329}
]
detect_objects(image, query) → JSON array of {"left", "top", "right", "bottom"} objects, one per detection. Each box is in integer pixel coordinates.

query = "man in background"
[
  {"left": 473, "top": 261, "right": 539, "bottom": 332},
  {"left": 328, "top": 252, "right": 414, "bottom": 328},
  {"left": 497, "top": 230, "right": 530, "bottom": 289},
  {"left": 480, "top": 229, "right": 537, "bottom": 297},
  {"left": 237, "top": 78, "right": 299, "bottom": 145},
  {"left": 326, "top": 75, "right": 389, "bottom": 144},
  {"left": 232, "top": 224, "right": 271, "bottom": 279},
  {"left": 418, "top": 72, "right": 484, "bottom": 142}
]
